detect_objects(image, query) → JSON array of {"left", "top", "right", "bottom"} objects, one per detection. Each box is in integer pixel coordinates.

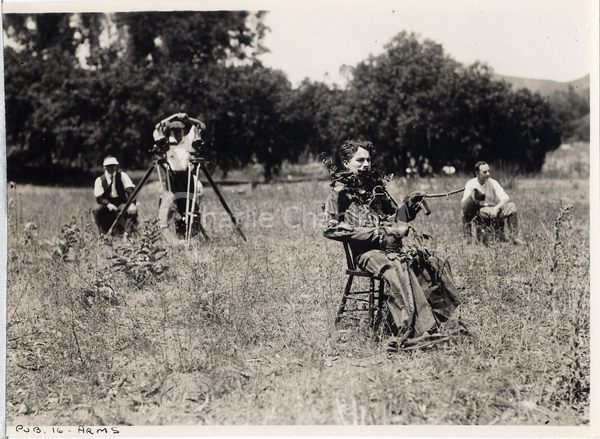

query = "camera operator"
[{"left": 153, "top": 113, "right": 206, "bottom": 239}]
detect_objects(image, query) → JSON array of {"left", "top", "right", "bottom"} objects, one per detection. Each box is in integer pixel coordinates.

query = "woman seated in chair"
[{"left": 322, "top": 139, "right": 462, "bottom": 348}]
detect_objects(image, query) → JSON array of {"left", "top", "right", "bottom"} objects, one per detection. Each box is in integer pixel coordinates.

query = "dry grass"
[{"left": 6, "top": 171, "right": 589, "bottom": 425}]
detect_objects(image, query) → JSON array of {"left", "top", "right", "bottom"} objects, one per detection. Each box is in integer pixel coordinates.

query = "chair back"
[{"left": 343, "top": 242, "right": 357, "bottom": 271}]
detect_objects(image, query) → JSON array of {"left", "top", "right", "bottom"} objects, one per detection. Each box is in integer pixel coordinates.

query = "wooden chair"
[{"left": 335, "top": 242, "right": 386, "bottom": 329}]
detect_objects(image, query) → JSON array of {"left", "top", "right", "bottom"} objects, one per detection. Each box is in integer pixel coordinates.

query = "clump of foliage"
[
  {"left": 54, "top": 217, "right": 82, "bottom": 262},
  {"left": 546, "top": 297, "right": 589, "bottom": 410},
  {"left": 109, "top": 219, "right": 168, "bottom": 287},
  {"left": 551, "top": 204, "right": 573, "bottom": 272},
  {"left": 542, "top": 204, "right": 590, "bottom": 412}
]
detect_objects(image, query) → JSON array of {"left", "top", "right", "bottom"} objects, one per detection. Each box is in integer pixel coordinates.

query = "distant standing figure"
[
  {"left": 420, "top": 157, "right": 433, "bottom": 177},
  {"left": 93, "top": 156, "right": 138, "bottom": 236},
  {"left": 405, "top": 156, "right": 418, "bottom": 179},
  {"left": 461, "top": 161, "right": 524, "bottom": 244},
  {"left": 442, "top": 164, "right": 456, "bottom": 176}
]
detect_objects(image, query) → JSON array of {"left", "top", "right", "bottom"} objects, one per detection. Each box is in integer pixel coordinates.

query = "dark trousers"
[
  {"left": 168, "top": 170, "right": 193, "bottom": 220},
  {"left": 93, "top": 205, "right": 138, "bottom": 235},
  {"left": 462, "top": 197, "right": 518, "bottom": 241}
]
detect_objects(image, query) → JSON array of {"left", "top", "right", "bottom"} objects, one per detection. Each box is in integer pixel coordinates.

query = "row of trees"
[
  {"left": 4, "top": 12, "right": 574, "bottom": 181},
  {"left": 548, "top": 85, "right": 590, "bottom": 143}
]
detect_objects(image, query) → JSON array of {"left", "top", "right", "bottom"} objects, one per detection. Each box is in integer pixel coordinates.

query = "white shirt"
[
  {"left": 461, "top": 177, "right": 509, "bottom": 206},
  {"left": 166, "top": 134, "right": 194, "bottom": 171},
  {"left": 94, "top": 171, "right": 135, "bottom": 198}
]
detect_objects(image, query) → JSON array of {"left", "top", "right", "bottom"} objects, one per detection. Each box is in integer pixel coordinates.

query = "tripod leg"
[
  {"left": 336, "top": 275, "right": 354, "bottom": 326},
  {"left": 186, "top": 164, "right": 203, "bottom": 244},
  {"left": 185, "top": 164, "right": 193, "bottom": 241},
  {"left": 199, "top": 162, "right": 247, "bottom": 242},
  {"left": 185, "top": 165, "right": 196, "bottom": 244},
  {"left": 197, "top": 222, "right": 210, "bottom": 240},
  {"left": 107, "top": 163, "right": 155, "bottom": 236},
  {"left": 165, "top": 166, "right": 172, "bottom": 193},
  {"left": 155, "top": 163, "right": 165, "bottom": 193}
]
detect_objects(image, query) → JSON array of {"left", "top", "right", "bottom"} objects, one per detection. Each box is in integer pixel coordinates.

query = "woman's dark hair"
[{"left": 322, "top": 139, "right": 375, "bottom": 179}]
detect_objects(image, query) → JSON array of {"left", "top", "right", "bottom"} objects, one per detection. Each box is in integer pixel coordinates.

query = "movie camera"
[
  {"left": 149, "top": 136, "right": 170, "bottom": 158},
  {"left": 148, "top": 124, "right": 205, "bottom": 159},
  {"left": 108, "top": 113, "right": 246, "bottom": 243}
]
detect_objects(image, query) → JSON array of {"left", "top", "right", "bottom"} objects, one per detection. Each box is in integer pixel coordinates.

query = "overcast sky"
[{"left": 258, "top": 0, "right": 593, "bottom": 86}]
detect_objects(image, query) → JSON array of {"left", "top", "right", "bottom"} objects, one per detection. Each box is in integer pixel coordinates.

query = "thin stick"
[{"left": 424, "top": 187, "right": 464, "bottom": 198}]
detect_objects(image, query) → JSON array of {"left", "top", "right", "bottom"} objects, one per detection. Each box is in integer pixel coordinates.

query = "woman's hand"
[
  {"left": 336, "top": 221, "right": 354, "bottom": 231},
  {"left": 403, "top": 191, "right": 426, "bottom": 204},
  {"left": 380, "top": 224, "right": 409, "bottom": 252}
]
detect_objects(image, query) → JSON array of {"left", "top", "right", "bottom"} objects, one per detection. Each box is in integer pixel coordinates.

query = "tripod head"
[
  {"left": 149, "top": 130, "right": 207, "bottom": 165},
  {"left": 151, "top": 112, "right": 207, "bottom": 160}
]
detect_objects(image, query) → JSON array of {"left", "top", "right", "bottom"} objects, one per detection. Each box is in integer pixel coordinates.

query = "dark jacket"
[{"left": 323, "top": 181, "right": 419, "bottom": 257}]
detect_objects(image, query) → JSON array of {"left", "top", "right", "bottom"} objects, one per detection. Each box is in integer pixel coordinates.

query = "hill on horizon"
[{"left": 493, "top": 73, "right": 589, "bottom": 97}]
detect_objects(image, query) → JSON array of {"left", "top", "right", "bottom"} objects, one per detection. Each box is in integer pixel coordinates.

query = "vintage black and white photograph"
[{"left": 2, "top": 0, "right": 596, "bottom": 431}]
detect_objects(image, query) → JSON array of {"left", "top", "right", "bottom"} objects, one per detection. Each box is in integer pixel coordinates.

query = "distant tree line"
[
  {"left": 4, "top": 12, "right": 579, "bottom": 182},
  {"left": 547, "top": 85, "right": 590, "bottom": 143}
]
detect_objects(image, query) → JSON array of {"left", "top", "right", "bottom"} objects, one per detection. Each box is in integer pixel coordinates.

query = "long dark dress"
[{"left": 323, "top": 179, "right": 461, "bottom": 345}]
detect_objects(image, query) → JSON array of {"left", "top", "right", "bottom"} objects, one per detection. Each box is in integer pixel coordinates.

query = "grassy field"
[{"left": 6, "top": 165, "right": 590, "bottom": 425}]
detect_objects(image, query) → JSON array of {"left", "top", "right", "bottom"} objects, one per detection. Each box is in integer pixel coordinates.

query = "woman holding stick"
[{"left": 323, "top": 140, "right": 463, "bottom": 349}]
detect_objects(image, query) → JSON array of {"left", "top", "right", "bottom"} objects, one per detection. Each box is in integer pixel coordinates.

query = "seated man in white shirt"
[
  {"left": 461, "top": 161, "right": 524, "bottom": 245},
  {"left": 153, "top": 113, "right": 206, "bottom": 239},
  {"left": 93, "top": 155, "right": 138, "bottom": 236}
]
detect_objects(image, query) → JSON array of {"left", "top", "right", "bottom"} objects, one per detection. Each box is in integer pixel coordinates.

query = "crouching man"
[
  {"left": 461, "top": 161, "right": 524, "bottom": 245},
  {"left": 93, "top": 155, "right": 138, "bottom": 236}
]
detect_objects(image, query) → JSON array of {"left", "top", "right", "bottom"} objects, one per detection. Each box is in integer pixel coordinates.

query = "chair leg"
[
  {"left": 335, "top": 275, "right": 354, "bottom": 325},
  {"left": 374, "top": 278, "right": 385, "bottom": 330}
]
